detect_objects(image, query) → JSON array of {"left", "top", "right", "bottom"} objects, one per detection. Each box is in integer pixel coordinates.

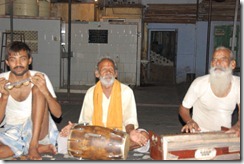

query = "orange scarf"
[{"left": 92, "top": 79, "right": 123, "bottom": 130}]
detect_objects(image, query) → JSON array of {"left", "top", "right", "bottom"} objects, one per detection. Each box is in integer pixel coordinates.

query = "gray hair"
[
  {"left": 95, "top": 56, "right": 118, "bottom": 71},
  {"left": 214, "top": 46, "right": 234, "bottom": 60}
]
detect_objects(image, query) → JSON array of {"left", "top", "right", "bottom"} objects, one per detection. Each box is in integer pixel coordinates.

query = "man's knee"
[
  {"left": 31, "top": 85, "right": 47, "bottom": 110},
  {"left": 32, "top": 86, "right": 41, "bottom": 95},
  {"left": 32, "top": 86, "right": 45, "bottom": 101}
]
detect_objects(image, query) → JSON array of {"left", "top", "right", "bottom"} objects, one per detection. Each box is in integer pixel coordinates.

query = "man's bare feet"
[
  {"left": 28, "top": 146, "right": 42, "bottom": 160},
  {"left": 12, "top": 155, "right": 29, "bottom": 160},
  {"left": 38, "top": 144, "right": 57, "bottom": 155},
  {"left": 27, "top": 144, "right": 57, "bottom": 160}
]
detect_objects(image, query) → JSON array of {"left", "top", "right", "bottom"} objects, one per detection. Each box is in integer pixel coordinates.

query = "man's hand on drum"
[
  {"left": 181, "top": 119, "right": 201, "bottom": 133},
  {"left": 129, "top": 129, "right": 148, "bottom": 146},
  {"left": 226, "top": 124, "right": 240, "bottom": 137},
  {"left": 60, "top": 121, "right": 74, "bottom": 137}
]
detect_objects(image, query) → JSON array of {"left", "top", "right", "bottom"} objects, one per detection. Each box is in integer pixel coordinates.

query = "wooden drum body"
[{"left": 68, "top": 124, "right": 130, "bottom": 160}]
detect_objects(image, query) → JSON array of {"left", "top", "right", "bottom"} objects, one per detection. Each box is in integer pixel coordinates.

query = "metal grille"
[{"left": 5, "top": 30, "right": 38, "bottom": 54}]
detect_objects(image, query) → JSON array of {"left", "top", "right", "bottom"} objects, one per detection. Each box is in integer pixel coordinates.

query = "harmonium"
[{"left": 149, "top": 130, "right": 240, "bottom": 160}]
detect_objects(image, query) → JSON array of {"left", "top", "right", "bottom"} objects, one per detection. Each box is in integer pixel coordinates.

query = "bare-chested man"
[{"left": 0, "top": 41, "right": 62, "bottom": 160}]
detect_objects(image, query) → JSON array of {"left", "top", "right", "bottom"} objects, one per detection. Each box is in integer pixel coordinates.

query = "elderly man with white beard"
[
  {"left": 179, "top": 46, "right": 240, "bottom": 136},
  {"left": 57, "top": 57, "right": 149, "bottom": 155}
]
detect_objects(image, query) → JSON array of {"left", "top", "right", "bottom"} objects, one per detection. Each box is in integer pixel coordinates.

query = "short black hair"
[{"left": 5, "top": 41, "right": 32, "bottom": 60}]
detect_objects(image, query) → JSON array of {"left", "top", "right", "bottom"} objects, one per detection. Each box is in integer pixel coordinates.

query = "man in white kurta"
[
  {"left": 179, "top": 46, "right": 240, "bottom": 135},
  {"left": 78, "top": 82, "right": 138, "bottom": 132},
  {"left": 182, "top": 74, "right": 240, "bottom": 132},
  {"left": 58, "top": 57, "right": 149, "bottom": 155}
]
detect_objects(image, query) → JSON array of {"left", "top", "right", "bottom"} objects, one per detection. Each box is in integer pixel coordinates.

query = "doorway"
[{"left": 146, "top": 29, "right": 177, "bottom": 85}]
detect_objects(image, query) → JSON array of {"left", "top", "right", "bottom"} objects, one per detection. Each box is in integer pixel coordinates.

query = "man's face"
[
  {"left": 209, "top": 49, "right": 234, "bottom": 95},
  {"left": 96, "top": 59, "right": 117, "bottom": 88},
  {"left": 210, "top": 49, "right": 235, "bottom": 73},
  {"left": 6, "top": 50, "right": 32, "bottom": 76}
]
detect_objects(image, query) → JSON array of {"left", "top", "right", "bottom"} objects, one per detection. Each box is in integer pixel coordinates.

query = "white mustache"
[
  {"left": 100, "top": 75, "right": 115, "bottom": 87},
  {"left": 213, "top": 66, "right": 225, "bottom": 72}
]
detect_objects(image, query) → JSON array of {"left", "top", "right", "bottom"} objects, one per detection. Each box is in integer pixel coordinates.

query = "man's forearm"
[
  {"left": 44, "top": 92, "right": 62, "bottom": 118},
  {"left": 179, "top": 105, "right": 192, "bottom": 123}
]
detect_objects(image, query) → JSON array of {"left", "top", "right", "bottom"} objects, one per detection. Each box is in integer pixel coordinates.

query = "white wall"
[
  {"left": 195, "top": 21, "right": 208, "bottom": 76},
  {"left": 0, "top": 17, "right": 239, "bottom": 89},
  {"left": 0, "top": 17, "right": 61, "bottom": 90},
  {"left": 62, "top": 22, "right": 139, "bottom": 86}
]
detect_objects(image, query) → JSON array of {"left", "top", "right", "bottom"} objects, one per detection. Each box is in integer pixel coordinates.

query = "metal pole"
[
  {"left": 196, "top": 0, "right": 199, "bottom": 21},
  {"left": 231, "top": 0, "right": 239, "bottom": 53},
  {"left": 67, "top": 0, "right": 72, "bottom": 100},
  {"left": 10, "top": 0, "right": 13, "bottom": 43},
  {"left": 205, "top": 0, "right": 212, "bottom": 74},
  {"left": 193, "top": 0, "right": 199, "bottom": 78}
]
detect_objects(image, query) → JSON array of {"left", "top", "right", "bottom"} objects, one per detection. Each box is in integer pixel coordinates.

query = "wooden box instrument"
[{"left": 149, "top": 130, "right": 240, "bottom": 160}]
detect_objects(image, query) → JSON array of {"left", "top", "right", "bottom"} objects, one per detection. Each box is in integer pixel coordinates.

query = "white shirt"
[
  {"left": 0, "top": 71, "right": 56, "bottom": 125},
  {"left": 78, "top": 83, "right": 139, "bottom": 132},
  {"left": 182, "top": 74, "right": 240, "bottom": 132}
]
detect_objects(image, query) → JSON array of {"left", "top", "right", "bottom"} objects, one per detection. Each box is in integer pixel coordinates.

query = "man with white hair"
[
  {"left": 58, "top": 57, "right": 149, "bottom": 155},
  {"left": 179, "top": 46, "right": 240, "bottom": 136}
]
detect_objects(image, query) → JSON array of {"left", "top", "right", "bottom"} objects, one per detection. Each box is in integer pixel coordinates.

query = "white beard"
[
  {"left": 100, "top": 74, "right": 115, "bottom": 88},
  {"left": 209, "top": 66, "right": 232, "bottom": 96}
]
